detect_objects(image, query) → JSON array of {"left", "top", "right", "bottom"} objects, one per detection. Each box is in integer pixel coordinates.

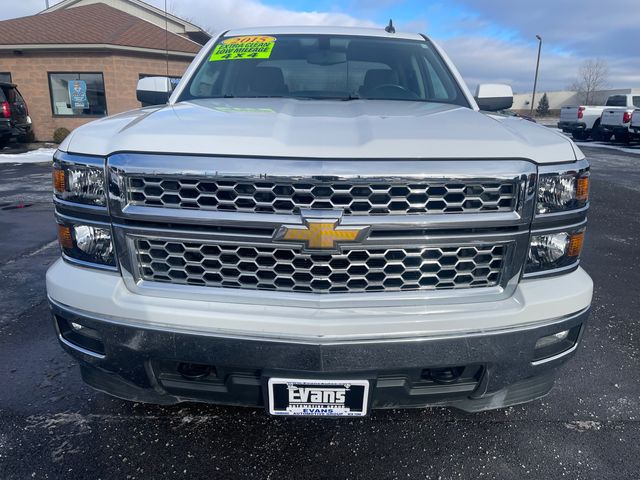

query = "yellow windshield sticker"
[{"left": 209, "top": 36, "right": 276, "bottom": 62}]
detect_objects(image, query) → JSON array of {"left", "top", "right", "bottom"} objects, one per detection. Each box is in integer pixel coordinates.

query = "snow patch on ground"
[
  {"left": 564, "top": 420, "right": 602, "bottom": 432},
  {"left": 0, "top": 148, "right": 56, "bottom": 164}
]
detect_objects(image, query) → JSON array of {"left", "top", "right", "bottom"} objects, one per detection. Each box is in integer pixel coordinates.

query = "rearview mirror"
[
  {"left": 136, "top": 76, "right": 173, "bottom": 106},
  {"left": 307, "top": 51, "right": 347, "bottom": 65},
  {"left": 474, "top": 84, "right": 513, "bottom": 111}
]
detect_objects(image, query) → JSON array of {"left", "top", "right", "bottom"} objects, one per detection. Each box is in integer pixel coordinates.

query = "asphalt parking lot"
[{"left": 0, "top": 145, "right": 639, "bottom": 479}]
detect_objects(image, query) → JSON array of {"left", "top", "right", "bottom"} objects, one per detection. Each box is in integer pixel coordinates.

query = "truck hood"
[{"left": 62, "top": 98, "right": 581, "bottom": 164}]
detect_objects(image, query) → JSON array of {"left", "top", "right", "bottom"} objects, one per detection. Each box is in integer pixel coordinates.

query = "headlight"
[
  {"left": 53, "top": 162, "right": 106, "bottom": 206},
  {"left": 525, "top": 227, "right": 585, "bottom": 274},
  {"left": 57, "top": 222, "right": 115, "bottom": 267},
  {"left": 537, "top": 170, "right": 589, "bottom": 214}
]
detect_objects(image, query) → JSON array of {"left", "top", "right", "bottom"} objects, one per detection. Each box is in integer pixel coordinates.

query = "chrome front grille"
[
  {"left": 126, "top": 176, "right": 518, "bottom": 215},
  {"left": 134, "top": 239, "right": 506, "bottom": 294},
  {"left": 110, "top": 155, "right": 536, "bottom": 303}
]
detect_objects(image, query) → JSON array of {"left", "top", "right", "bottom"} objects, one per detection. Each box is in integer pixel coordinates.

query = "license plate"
[{"left": 267, "top": 378, "right": 370, "bottom": 417}]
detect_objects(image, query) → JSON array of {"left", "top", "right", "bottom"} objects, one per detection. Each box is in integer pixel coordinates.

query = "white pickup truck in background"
[
  {"left": 599, "top": 94, "right": 640, "bottom": 143},
  {"left": 631, "top": 109, "right": 640, "bottom": 141},
  {"left": 558, "top": 94, "right": 640, "bottom": 141}
]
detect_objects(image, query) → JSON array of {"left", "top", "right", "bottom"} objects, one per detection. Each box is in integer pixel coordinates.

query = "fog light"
[
  {"left": 56, "top": 316, "right": 105, "bottom": 355},
  {"left": 533, "top": 325, "right": 582, "bottom": 362},
  {"left": 535, "top": 330, "right": 569, "bottom": 350}
]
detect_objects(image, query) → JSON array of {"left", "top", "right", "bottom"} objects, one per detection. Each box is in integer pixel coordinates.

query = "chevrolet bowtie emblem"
[{"left": 275, "top": 211, "right": 369, "bottom": 252}]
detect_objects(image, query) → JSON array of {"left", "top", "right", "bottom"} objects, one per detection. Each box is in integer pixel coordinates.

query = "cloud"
[
  {"left": 159, "top": 0, "right": 376, "bottom": 33},
  {"left": 0, "top": 0, "right": 51, "bottom": 20},
  {"left": 1, "top": 0, "right": 638, "bottom": 92},
  {"left": 438, "top": 35, "right": 580, "bottom": 93},
  {"left": 403, "top": 0, "right": 640, "bottom": 92},
  {"left": 453, "top": 0, "right": 640, "bottom": 59}
]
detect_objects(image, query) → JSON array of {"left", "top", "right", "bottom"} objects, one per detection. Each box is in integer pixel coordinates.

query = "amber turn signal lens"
[
  {"left": 57, "top": 225, "right": 74, "bottom": 249},
  {"left": 567, "top": 232, "right": 585, "bottom": 257},
  {"left": 53, "top": 168, "right": 65, "bottom": 193},
  {"left": 576, "top": 177, "right": 589, "bottom": 202}
]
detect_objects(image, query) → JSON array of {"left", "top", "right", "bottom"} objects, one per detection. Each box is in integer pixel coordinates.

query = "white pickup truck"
[
  {"left": 46, "top": 26, "right": 592, "bottom": 416},
  {"left": 558, "top": 93, "right": 640, "bottom": 141},
  {"left": 600, "top": 94, "right": 640, "bottom": 142},
  {"left": 631, "top": 109, "right": 640, "bottom": 140}
]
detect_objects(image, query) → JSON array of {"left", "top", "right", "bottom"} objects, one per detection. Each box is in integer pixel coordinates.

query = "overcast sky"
[{"left": 3, "top": 0, "right": 639, "bottom": 93}]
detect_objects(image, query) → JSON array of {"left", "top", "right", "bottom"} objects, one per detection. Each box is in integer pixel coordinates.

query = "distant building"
[
  {"left": 513, "top": 88, "right": 640, "bottom": 114},
  {"left": 0, "top": 0, "right": 210, "bottom": 141}
]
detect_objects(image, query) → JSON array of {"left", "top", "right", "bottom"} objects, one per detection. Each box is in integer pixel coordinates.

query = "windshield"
[{"left": 180, "top": 34, "right": 469, "bottom": 106}]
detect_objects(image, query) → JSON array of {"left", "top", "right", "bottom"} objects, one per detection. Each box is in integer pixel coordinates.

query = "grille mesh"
[
  {"left": 127, "top": 177, "right": 517, "bottom": 215},
  {"left": 135, "top": 239, "right": 505, "bottom": 294}
]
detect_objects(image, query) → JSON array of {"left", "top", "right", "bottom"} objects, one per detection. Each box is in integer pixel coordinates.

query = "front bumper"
[{"left": 46, "top": 260, "right": 593, "bottom": 412}]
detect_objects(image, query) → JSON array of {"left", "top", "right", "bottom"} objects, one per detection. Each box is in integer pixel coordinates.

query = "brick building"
[{"left": 0, "top": 0, "right": 210, "bottom": 141}]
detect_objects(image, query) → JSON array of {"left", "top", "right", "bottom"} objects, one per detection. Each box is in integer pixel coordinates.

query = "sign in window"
[{"left": 48, "top": 73, "right": 107, "bottom": 117}]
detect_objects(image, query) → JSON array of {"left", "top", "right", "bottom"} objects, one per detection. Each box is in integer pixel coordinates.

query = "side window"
[
  {"left": 605, "top": 96, "right": 626, "bottom": 107},
  {"left": 2, "top": 86, "right": 16, "bottom": 103},
  {"left": 0, "top": 72, "right": 11, "bottom": 83},
  {"left": 13, "top": 88, "right": 25, "bottom": 104},
  {"left": 425, "top": 61, "right": 448, "bottom": 100},
  {"left": 48, "top": 72, "right": 107, "bottom": 117},
  {"left": 633, "top": 96, "right": 640, "bottom": 108}
]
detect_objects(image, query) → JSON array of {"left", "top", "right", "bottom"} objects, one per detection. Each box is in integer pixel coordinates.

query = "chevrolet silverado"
[{"left": 47, "top": 26, "right": 592, "bottom": 417}]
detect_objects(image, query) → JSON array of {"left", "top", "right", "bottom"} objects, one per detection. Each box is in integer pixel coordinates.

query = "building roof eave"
[
  {"left": 0, "top": 43, "right": 197, "bottom": 58},
  {"left": 41, "top": 0, "right": 209, "bottom": 36}
]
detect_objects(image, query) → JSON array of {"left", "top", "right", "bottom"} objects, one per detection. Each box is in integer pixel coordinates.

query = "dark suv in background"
[{"left": 0, "top": 82, "right": 31, "bottom": 149}]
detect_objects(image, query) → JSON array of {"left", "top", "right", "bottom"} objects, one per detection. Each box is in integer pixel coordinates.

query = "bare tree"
[{"left": 570, "top": 59, "right": 609, "bottom": 105}]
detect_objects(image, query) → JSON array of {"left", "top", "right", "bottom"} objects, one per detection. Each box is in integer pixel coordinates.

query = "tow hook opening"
[
  {"left": 177, "top": 362, "right": 214, "bottom": 380},
  {"left": 422, "top": 366, "right": 467, "bottom": 384}
]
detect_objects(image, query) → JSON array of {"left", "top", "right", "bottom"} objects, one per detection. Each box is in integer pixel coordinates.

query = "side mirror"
[
  {"left": 474, "top": 84, "right": 513, "bottom": 111},
  {"left": 136, "top": 76, "right": 173, "bottom": 106}
]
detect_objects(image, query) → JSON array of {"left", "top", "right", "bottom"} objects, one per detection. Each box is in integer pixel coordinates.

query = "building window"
[
  {"left": 0, "top": 72, "right": 11, "bottom": 83},
  {"left": 48, "top": 72, "right": 107, "bottom": 117}
]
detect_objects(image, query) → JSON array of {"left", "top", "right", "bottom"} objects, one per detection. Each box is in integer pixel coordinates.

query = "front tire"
[
  {"left": 572, "top": 130, "right": 587, "bottom": 141},
  {"left": 615, "top": 132, "right": 631, "bottom": 144},
  {"left": 600, "top": 131, "right": 613, "bottom": 142}
]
